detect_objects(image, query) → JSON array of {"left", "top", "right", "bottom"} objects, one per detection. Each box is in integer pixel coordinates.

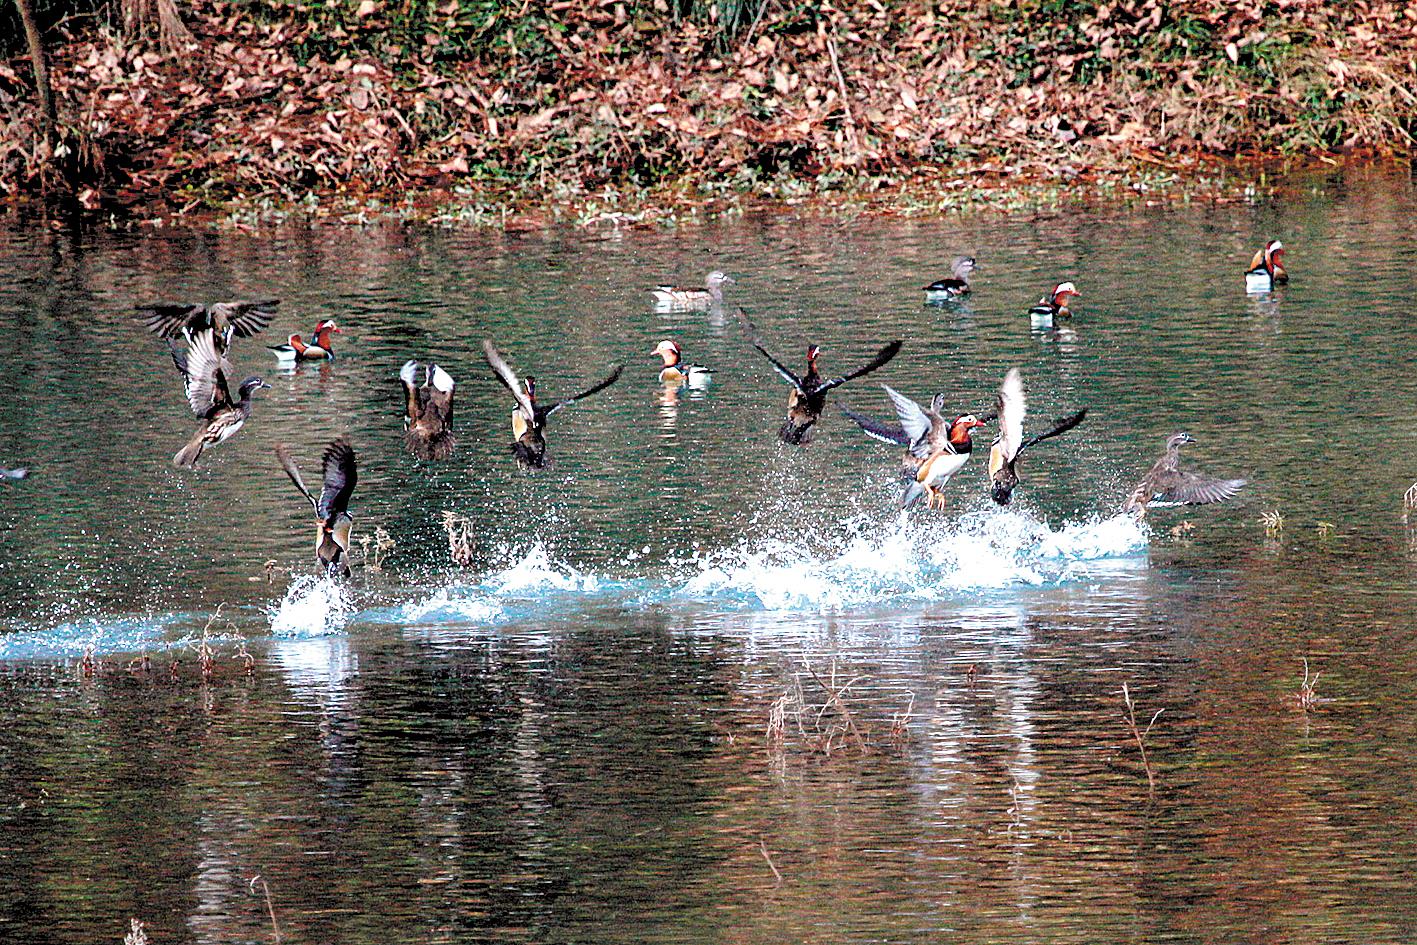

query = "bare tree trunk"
[
  {"left": 13, "top": 0, "right": 55, "bottom": 137},
  {"left": 123, "top": 0, "right": 195, "bottom": 53}
]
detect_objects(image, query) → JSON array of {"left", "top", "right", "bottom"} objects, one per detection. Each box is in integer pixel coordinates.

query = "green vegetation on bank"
[{"left": 1, "top": 0, "right": 1413, "bottom": 222}]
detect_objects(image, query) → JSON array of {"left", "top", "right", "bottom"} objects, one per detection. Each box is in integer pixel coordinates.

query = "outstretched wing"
[
  {"left": 274, "top": 444, "right": 318, "bottom": 510},
  {"left": 814, "top": 340, "right": 903, "bottom": 393},
  {"left": 736, "top": 308, "right": 804, "bottom": 392},
  {"left": 840, "top": 405, "right": 910, "bottom": 446},
  {"left": 482, "top": 340, "right": 535, "bottom": 418},
  {"left": 399, "top": 361, "right": 423, "bottom": 424},
  {"left": 178, "top": 329, "right": 234, "bottom": 415},
  {"left": 994, "top": 368, "right": 1025, "bottom": 464},
  {"left": 1016, "top": 408, "right": 1087, "bottom": 455},
  {"left": 318, "top": 437, "right": 358, "bottom": 521},
  {"left": 424, "top": 364, "right": 456, "bottom": 425},
  {"left": 881, "top": 384, "right": 934, "bottom": 456},
  {"left": 210, "top": 299, "right": 278, "bottom": 338},
  {"left": 1159, "top": 471, "right": 1246, "bottom": 506},
  {"left": 543, "top": 364, "right": 624, "bottom": 419},
  {"left": 136, "top": 303, "right": 204, "bottom": 339}
]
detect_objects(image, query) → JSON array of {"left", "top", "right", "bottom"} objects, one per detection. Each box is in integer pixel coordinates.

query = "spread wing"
[
  {"left": 482, "top": 340, "right": 535, "bottom": 418},
  {"left": 178, "top": 329, "right": 234, "bottom": 415},
  {"left": 994, "top": 368, "right": 1025, "bottom": 464},
  {"left": 210, "top": 299, "right": 278, "bottom": 338},
  {"left": 1016, "top": 408, "right": 1087, "bottom": 455},
  {"left": 814, "top": 340, "right": 903, "bottom": 393},
  {"left": 136, "top": 303, "right": 204, "bottom": 339},
  {"left": 543, "top": 364, "right": 624, "bottom": 419},
  {"left": 423, "top": 364, "right": 455, "bottom": 425},
  {"left": 840, "top": 405, "right": 910, "bottom": 446},
  {"left": 1158, "top": 471, "right": 1246, "bottom": 506},
  {"left": 318, "top": 437, "right": 358, "bottom": 521},
  {"left": 736, "top": 308, "right": 804, "bottom": 392},
  {"left": 274, "top": 444, "right": 317, "bottom": 510},
  {"left": 399, "top": 361, "right": 424, "bottom": 423},
  {"left": 881, "top": 384, "right": 934, "bottom": 456}
]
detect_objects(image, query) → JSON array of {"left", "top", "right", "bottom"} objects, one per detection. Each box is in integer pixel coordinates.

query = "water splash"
[
  {"left": 671, "top": 509, "right": 1146, "bottom": 611},
  {"left": 268, "top": 575, "right": 355, "bottom": 637},
  {"left": 484, "top": 541, "right": 601, "bottom": 594}
]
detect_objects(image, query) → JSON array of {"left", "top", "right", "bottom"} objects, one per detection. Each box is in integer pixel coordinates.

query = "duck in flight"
[
  {"left": 398, "top": 360, "right": 456, "bottom": 460},
  {"left": 168, "top": 328, "right": 268, "bottom": 468},
  {"left": 739, "top": 311, "right": 902, "bottom": 445},
  {"left": 841, "top": 386, "right": 988, "bottom": 508},
  {"left": 987, "top": 368, "right": 1087, "bottom": 506},
  {"left": 275, "top": 437, "right": 358, "bottom": 576},
  {"left": 137, "top": 299, "right": 278, "bottom": 352},
  {"left": 1124, "top": 432, "right": 1246, "bottom": 516},
  {"left": 482, "top": 339, "right": 623, "bottom": 469}
]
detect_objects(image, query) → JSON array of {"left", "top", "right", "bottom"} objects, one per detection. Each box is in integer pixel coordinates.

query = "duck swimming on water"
[
  {"left": 1029, "top": 282, "right": 1080, "bottom": 329},
  {"left": 1124, "top": 432, "right": 1246, "bottom": 517},
  {"left": 137, "top": 300, "right": 278, "bottom": 352},
  {"left": 275, "top": 437, "right": 358, "bottom": 576},
  {"left": 651, "top": 271, "right": 735, "bottom": 309},
  {"left": 269, "top": 320, "right": 341, "bottom": 362},
  {"left": 482, "top": 339, "right": 624, "bottom": 470},
  {"left": 987, "top": 368, "right": 1087, "bottom": 506},
  {"left": 739, "top": 311, "right": 902, "bottom": 445},
  {"left": 398, "top": 360, "right": 456, "bottom": 460},
  {"left": 651, "top": 340, "right": 712, "bottom": 388},
  {"left": 169, "top": 329, "right": 269, "bottom": 468},
  {"left": 1245, "top": 240, "right": 1287, "bottom": 293},
  {"left": 923, "top": 257, "right": 977, "bottom": 302}
]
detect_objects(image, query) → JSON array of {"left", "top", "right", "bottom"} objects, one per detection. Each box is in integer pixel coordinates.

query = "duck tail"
[
  {"left": 173, "top": 431, "right": 206, "bottom": 468},
  {"left": 899, "top": 480, "right": 926, "bottom": 508}
]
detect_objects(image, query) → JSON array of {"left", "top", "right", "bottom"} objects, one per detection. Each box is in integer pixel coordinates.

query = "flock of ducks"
[{"left": 0, "top": 250, "right": 1273, "bottom": 577}]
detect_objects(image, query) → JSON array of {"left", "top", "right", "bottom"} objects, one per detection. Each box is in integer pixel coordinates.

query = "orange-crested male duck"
[
  {"left": 1245, "top": 240, "right": 1288, "bottom": 293},
  {"left": 1123, "top": 432, "right": 1246, "bottom": 517},
  {"left": 169, "top": 328, "right": 269, "bottom": 468},
  {"left": 651, "top": 340, "right": 712, "bottom": 388},
  {"left": 398, "top": 360, "right": 456, "bottom": 460},
  {"left": 482, "top": 339, "right": 624, "bottom": 470},
  {"left": 269, "top": 320, "right": 341, "bottom": 362},
  {"left": 1028, "top": 282, "right": 1080, "bottom": 328},
  {"left": 739, "top": 310, "right": 902, "bottom": 445},
  {"left": 275, "top": 437, "right": 358, "bottom": 576},
  {"left": 841, "top": 390, "right": 950, "bottom": 481},
  {"left": 923, "top": 257, "right": 977, "bottom": 302},
  {"left": 872, "top": 385, "right": 988, "bottom": 509},
  {"left": 987, "top": 368, "right": 1087, "bottom": 506},
  {"left": 137, "top": 300, "right": 278, "bottom": 352},
  {"left": 651, "top": 271, "right": 735, "bottom": 309}
]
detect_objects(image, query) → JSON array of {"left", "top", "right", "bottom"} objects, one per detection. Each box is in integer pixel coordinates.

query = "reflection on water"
[{"left": 3, "top": 167, "right": 1417, "bottom": 942}]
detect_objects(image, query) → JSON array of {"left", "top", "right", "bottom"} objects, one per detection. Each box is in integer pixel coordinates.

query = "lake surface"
[{"left": 3, "top": 167, "right": 1417, "bottom": 943}]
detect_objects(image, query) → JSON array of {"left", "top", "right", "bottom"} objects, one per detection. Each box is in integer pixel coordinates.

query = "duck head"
[
  {"left": 652, "top": 340, "right": 682, "bottom": 367},
  {"left": 953, "top": 256, "right": 977, "bottom": 278},
  {"left": 522, "top": 376, "right": 537, "bottom": 404},
  {"left": 1265, "top": 240, "right": 1284, "bottom": 272},
  {"left": 239, "top": 376, "right": 272, "bottom": 398},
  {"left": 1167, "top": 431, "right": 1195, "bottom": 450},
  {"left": 314, "top": 320, "right": 340, "bottom": 343},
  {"left": 706, "top": 271, "right": 736, "bottom": 290},
  {"left": 1051, "top": 282, "right": 1080, "bottom": 307},
  {"left": 806, "top": 344, "right": 821, "bottom": 368},
  {"left": 948, "top": 414, "right": 989, "bottom": 445}
]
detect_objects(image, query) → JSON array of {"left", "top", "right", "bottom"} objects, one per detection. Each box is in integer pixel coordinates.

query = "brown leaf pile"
[{"left": 2, "top": 0, "right": 1413, "bottom": 213}]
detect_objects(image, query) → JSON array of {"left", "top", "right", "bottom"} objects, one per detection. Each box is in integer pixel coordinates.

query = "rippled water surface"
[{"left": 3, "top": 169, "right": 1417, "bottom": 942}]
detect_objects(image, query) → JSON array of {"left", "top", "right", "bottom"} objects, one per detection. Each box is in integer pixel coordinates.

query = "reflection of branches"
[
  {"left": 1297, "top": 657, "right": 1321, "bottom": 711},
  {"left": 758, "top": 839, "right": 783, "bottom": 886},
  {"left": 248, "top": 875, "right": 282, "bottom": 943},
  {"left": 1121, "top": 682, "right": 1163, "bottom": 794},
  {"left": 765, "top": 659, "right": 916, "bottom": 759},
  {"left": 803, "top": 658, "right": 866, "bottom": 751}
]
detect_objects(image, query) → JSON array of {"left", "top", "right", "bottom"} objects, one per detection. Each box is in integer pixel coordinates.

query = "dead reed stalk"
[
  {"left": 1121, "top": 682, "right": 1163, "bottom": 794},
  {"left": 248, "top": 875, "right": 281, "bottom": 943},
  {"left": 1297, "top": 657, "right": 1321, "bottom": 711}
]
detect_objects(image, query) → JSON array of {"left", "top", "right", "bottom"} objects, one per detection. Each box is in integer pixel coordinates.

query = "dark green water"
[{"left": 2, "top": 167, "right": 1417, "bottom": 942}]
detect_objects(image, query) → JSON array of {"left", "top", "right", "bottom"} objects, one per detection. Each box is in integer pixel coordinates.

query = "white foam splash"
[
  {"left": 400, "top": 586, "right": 504, "bottom": 623},
  {"left": 674, "top": 509, "right": 1146, "bottom": 611},
  {"left": 268, "top": 575, "right": 355, "bottom": 637},
  {"left": 485, "top": 542, "right": 600, "bottom": 594}
]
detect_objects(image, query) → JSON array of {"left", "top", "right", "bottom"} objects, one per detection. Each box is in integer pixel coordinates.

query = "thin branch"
[
  {"left": 758, "top": 839, "right": 783, "bottom": 886},
  {"left": 1121, "top": 682, "right": 1160, "bottom": 794}
]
